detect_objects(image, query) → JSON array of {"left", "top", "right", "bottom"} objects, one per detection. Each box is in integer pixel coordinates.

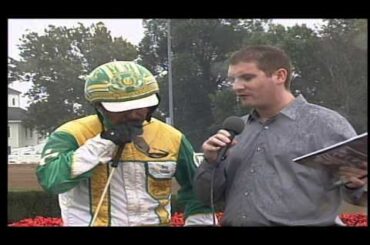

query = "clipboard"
[{"left": 293, "top": 132, "right": 368, "bottom": 169}]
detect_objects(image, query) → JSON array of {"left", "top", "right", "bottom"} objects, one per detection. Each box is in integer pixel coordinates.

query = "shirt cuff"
[{"left": 184, "top": 213, "right": 217, "bottom": 226}]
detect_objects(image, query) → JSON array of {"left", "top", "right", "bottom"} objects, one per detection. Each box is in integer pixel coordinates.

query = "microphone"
[
  {"left": 111, "top": 144, "right": 125, "bottom": 168},
  {"left": 216, "top": 116, "right": 245, "bottom": 162},
  {"left": 209, "top": 116, "right": 245, "bottom": 226}
]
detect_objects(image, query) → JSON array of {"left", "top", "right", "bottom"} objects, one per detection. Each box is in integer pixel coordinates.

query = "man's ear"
[{"left": 274, "top": 68, "right": 288, "bottom": 86}]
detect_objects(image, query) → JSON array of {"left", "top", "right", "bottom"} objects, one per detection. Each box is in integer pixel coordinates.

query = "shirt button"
[
  {"left": 256, "top": 146, "right": 263, "bottom": 152},
  {"left": 242, "top": 215, "right": 247, "bottom": 219},
  {"left": 263, "top": 126, "right": 269, "bottom": 130},
  {"left": 244, "top": 192, "right": 249, "bottom": 196},
  {"left": 250, "top": 169, "right": 255, "bottom": 173}
]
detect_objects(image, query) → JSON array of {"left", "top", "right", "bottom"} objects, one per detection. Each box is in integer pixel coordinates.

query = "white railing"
[{"left": 8, "top": 144, "right": 43, "bottom": 164}]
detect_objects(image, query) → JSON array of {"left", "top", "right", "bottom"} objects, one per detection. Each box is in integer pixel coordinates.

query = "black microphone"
[
  {"left": 209, "top": 116, "right": 245, "bottom": 225},
  {"left": 111, "top": 144, "right": 125, "bottom": 168},
  {"left": 216, "top": 116, "right": 245, "bottom": 162}
]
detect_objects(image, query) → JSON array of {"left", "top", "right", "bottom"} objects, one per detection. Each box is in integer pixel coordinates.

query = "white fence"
[
  {"left": 8, "top": 143, "right": 205, "bottom": 165},
  {"left": 8, "top": 144, "right": 43, "bottom": 164}
]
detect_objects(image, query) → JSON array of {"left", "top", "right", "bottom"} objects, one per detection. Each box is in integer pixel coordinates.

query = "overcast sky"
[
  {"left": 8, "top": 18, "right": 324, "bottom": 108},
  {"left": 8, "top": 19, "right": 145, "bottom": 59}
]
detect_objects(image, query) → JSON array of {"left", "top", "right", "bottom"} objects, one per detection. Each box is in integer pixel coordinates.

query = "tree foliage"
[
  {"left": 312, "top": 19, "right": 367, "bottom": 133},
  {"left": 9, "top": 22, "right": 138, "bottom": 135},
  {"left": 139, "top": 19, "right": 367, "bottom": 149},
  {"left": 9, "top": 19, "right": 367, "bottom": 143},
  {"left": 138, "top": 19, "right": 251, "bottom": 149}
]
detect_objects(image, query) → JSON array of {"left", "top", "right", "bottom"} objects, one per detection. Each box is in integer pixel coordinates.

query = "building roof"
[
  {"left": 8, "top": 87, "right": 22, "bottom": 95},
  {"left": 8, "top": 107, "right": 27, "bottom": 121}
]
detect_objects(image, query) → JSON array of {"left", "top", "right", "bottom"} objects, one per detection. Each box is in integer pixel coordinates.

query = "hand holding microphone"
[
  {"left": 101, "top": 121, "right": 143, "bottom": 168},
  {"left": 204, "top": 116, "right": 244, "bottom": 226},
  {"left": 101, "top": 121, "right": 143, "bottom": 145},
  {"left": 202, "top": 116, "right": 245, "bottom": 164},
  {"left": 91, "top": 121, "right": 144, "bottom": 226}
]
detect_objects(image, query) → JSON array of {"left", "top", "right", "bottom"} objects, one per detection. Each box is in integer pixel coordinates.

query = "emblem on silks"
[
  {"left": 110, "top": 72, "right": 144, "bottom": 93},
  {"left": 193, "top": 153, "right": 205, "bottom": 167}
]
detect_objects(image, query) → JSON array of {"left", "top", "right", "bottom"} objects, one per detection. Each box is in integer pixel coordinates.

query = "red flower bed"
[
  {"left": 171, "top": 212, "right": 224, "bottom": 226},
  {"left": 8, "top": 216, "right": 62, "bottom": 227},
  {"left": 8, "top": 213, "right": 367, "bottom": 227},
  {"left": 339, "top": 213, "right": 368, "bottom": 227}
]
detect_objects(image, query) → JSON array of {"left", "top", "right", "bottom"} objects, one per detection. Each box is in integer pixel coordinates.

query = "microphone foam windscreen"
[{"left": 222, "top": 116, "right": 245, "bottom": 135}]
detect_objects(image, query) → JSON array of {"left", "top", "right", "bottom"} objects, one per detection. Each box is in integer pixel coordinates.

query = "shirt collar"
[
  {"left": 280, "top": 94, "right": 307, "bottom": 120},
  {"left": 248, "top": 94, "right": 307, "bottom": 121}
]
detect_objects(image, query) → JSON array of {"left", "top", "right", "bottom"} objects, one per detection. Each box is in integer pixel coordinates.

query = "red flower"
[
  {"left": 171, "top": 212, "right": 184, "bottom": 227},
  {"left": 8, "top": 216, "right": 63, "bottom": 227},
  {"left": 339, "top": 213, "right": 368, "bottom": 227},
  {"left": 9, "top": 213, "right": 367, "bottom": 227}
]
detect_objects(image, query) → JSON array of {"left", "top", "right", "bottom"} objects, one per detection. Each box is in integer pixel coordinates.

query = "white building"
[{"left": 8, "top": 87, "right": 45, "bottom": 153}]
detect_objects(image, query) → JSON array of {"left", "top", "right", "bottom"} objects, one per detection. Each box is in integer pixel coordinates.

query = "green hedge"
[
  {"left": 8, "top": 192, "right": 189, "bottom": 223},
  {"left": 8, "top": 191, "right": 221, "bottom": 223},
  {"left": 170, "top": 194, "right": 184, "bottom": 214},
  {"left": 8, "top": 191, "right": 60, "bottom": 223},
  {"left": 170, "top": 195, "right": 223, "bottom": 213}
]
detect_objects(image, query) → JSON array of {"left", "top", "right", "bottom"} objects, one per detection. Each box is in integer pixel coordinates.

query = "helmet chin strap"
[
  {"left": 95, "top": 106, "right": 114, "bottom": 130},
  {"left": 145, "top": 106, "right": 156, "bottom": 122},
  {"left": 145, "top": 94, "right": 161, "bottom": 122}
]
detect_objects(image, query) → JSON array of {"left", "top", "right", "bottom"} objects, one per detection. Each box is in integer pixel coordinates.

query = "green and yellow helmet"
[{"left": 85, "top": 61, "right": 159, "bottom": 112}]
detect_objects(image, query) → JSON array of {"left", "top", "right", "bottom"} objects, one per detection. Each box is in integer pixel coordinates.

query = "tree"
[
  {"left": 8, "top": 22, "right": 138, "bottom": 135},
  {"left": 137, "top": 19, "right": 170, "bottom": 122},
  {"left": 312, "top": 19, "right": 367, "bottom": 133},
  {"left": 138, "top": 19, "right": 367, "bottom": 148},
  {"left": 139, "top": 19, "right": 248, "bottom": 149}
]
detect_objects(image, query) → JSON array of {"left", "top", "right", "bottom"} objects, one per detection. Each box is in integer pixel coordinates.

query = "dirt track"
[{"left": 8, "top": 164, "right": 42, "bottom": 191}]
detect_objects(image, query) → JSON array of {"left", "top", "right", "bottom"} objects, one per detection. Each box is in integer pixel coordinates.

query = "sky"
[
  {"left": 8, "top": 18, "right": 324, "bottom": 108},
  {"left": 8, "top": 19, "right": 145, "bottom": 108}
]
